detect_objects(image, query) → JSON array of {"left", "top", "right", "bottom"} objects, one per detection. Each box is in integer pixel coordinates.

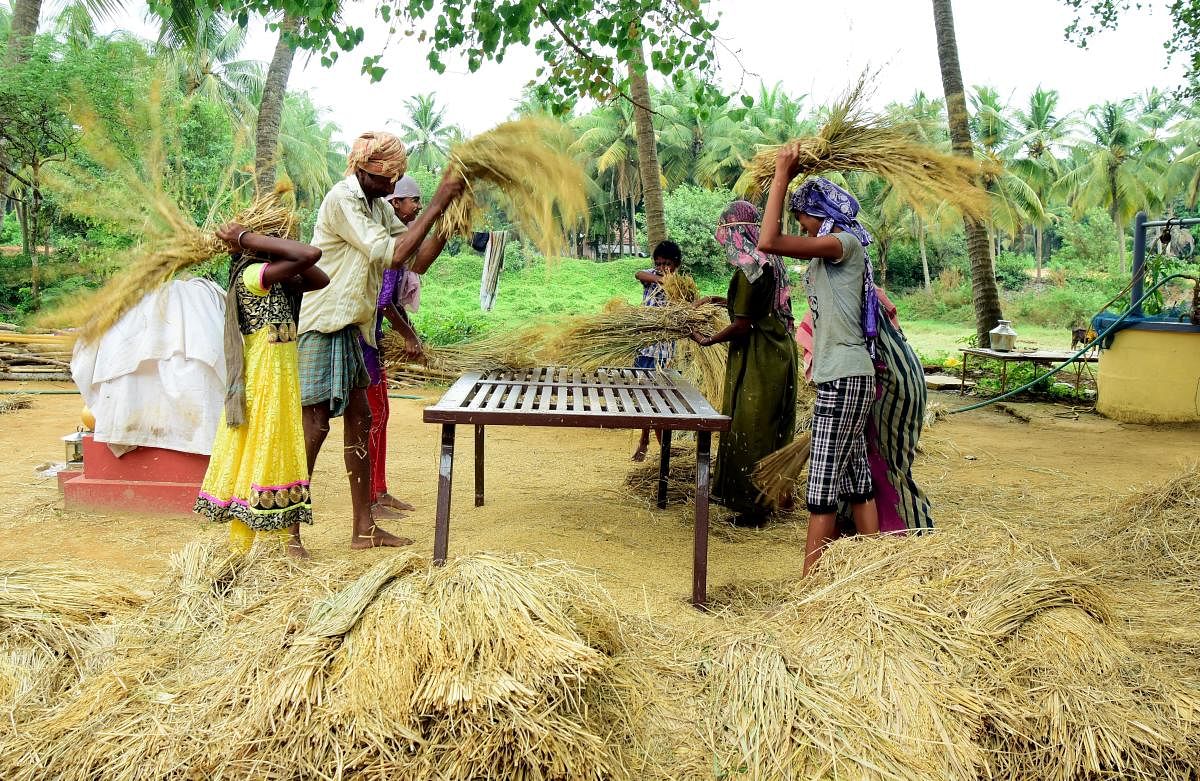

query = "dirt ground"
[{"left": 2, "top": 380, "right": 1197, "bottom": 625}]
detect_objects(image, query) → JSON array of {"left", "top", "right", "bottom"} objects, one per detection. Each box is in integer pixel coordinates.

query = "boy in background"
[{"left": 632, "top": 240, "right": 683, "bottom": 462}]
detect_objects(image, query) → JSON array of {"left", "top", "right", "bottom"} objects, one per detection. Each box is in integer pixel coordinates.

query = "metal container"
[{"left": 989, "top": 319, "right": 1018, "bottom": 352}]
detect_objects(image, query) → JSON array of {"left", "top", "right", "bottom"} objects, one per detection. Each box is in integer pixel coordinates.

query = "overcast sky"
[{"left": 94, "top": 0, "right": 1186, "bottom": 143}]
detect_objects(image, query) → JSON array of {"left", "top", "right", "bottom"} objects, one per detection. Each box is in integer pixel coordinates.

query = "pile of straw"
[
  {"left": 736, "top": 74, "right": 991, "bottom": 221},
  {"left": 0, "top": 544, "right": 658, "bottom": 780},
  {"left": 624, "top": 449, "right": 698, "bottom": 505},
  {"left": 438, "top": 117, "right": 589, "bottom": 259}
]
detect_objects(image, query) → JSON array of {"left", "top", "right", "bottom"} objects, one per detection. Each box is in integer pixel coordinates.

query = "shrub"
[
  {"left": 1052, "top": 208, "right": 1120, "bottom": 273},
  {"left": 994, "top": 252, "right": 1032, "bottom": 291},
  {"left": 662, "top": 184, "right": 734, "bottom": 277},
  {"left": 0, "top": 210, "right": 18, "bottom": 245}
]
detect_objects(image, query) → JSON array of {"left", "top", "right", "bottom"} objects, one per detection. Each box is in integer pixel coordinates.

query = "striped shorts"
[{"left": 806, "top": 375, "right": 876, "bottom": 514}]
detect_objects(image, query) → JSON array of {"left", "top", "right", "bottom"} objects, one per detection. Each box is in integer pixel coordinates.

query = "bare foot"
[
  {"left": 287, "top": 536, "right": 311, "bottom": 560},
  {"left": 377, "top": 492, "right": 415, "bottom": 512},
  {"left": 351, "top": 527, "right": 415, "bottom": 549},
  {"left": 631, "top": 447, "right": 648, "bottom": 463},
  {"left": 371, "top": 502, "right": 406, "bottom": 521}
]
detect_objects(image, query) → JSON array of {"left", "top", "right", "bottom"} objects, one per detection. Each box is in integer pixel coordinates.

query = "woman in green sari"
[{"left": 691, "top": 200, "right": 798, "bottom": 527}]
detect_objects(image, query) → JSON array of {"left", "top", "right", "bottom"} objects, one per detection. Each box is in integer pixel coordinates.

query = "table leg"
[
  {"left": 656, "top": 429, "right": 673, "bottom": 510},
  {"left": 959, "top": 353, "right": 967, "bottom": 396},
  {"left": 433, "top": 423, "right": 456, "bottom": 565},
  {"left": 692, "top": 431, "right": 712, "bottom": 609},
  {"left": 474, "top": 424, "right": 485, "bottom": 507},
  {"left": 1001, "top": 362, "right": 1009, "bottom": 394}
]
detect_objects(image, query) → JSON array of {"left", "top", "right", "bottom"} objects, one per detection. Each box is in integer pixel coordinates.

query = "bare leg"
[
  {"left": 803, "top": 512, "right": 837, "bottom": 576},
  {"left": 344, "top": 389, "right": 412, "bottom": 549},
  {"left": 370, "top": 502, "right": 405, "bottom": 520},
  {"left": 292, "top": 403, "right": 332, "bottom": 558},
  {"left": 632, "top": 428, "right": 651, "bottom": 462},
  {"left": 850, "top": 499, "right": 879, "bottom": 536}
]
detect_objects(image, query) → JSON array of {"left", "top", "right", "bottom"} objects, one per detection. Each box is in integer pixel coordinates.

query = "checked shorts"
[{"left": 806, "top": 375, "right": 876, "bottom": 514}]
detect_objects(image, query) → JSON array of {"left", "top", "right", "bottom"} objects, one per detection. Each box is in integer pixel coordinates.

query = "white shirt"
[{"left": 298, "top": 175, "right": 407, "bottom": 346}]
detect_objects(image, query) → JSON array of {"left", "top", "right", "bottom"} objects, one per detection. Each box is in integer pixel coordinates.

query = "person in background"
[
  {"left": 360, "top": 175, "right": 436, "bottom": 521},
  {"left": 194, "top": 222, "right": 329, "bottom": 557},
  {"left": 298, "top": 131, "right": 464, "bottom": 551},
  {"left": 691, "top": 203, "right": 798, "bottom": 528},
  {"left": 756, "top": 154, "right": 882, "bottom": 575},
  {"left": 632, "top": 240, "right": 683, "bottom": 462}
]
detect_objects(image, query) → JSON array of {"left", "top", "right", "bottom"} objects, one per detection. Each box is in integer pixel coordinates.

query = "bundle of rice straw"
[
  {"left": 552, "top": 302, "right": 727, "bottom": 373},
  {"left": 660, "top": 275, "right": 727, "bottom": 405},
  {"left": 44, "top": 86, "right": 298, "bottom": 343},
  {"left": 381, "top": 325, "right": 547, "bottom": 377},
  {"left": 751, "top": 431, "right": 811, "bottom": 510},
  {"left": 75, "top": 196, "right": 295, "bottom": 343},
  {"left": 438, "top": 117, "right": 588, "bottom": 259},
  {"left": 736, "top": 73, "right": 991, "bottom": 221}
]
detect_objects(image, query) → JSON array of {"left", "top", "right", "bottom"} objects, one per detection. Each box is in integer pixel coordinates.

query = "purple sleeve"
[{"left": 377, "top": 268, "right": 401, "bottom": 309}]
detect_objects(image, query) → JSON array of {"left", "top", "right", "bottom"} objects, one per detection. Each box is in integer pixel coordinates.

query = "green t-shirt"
[{"left": 804, "top": 231, "right": 875, "bottom": 384}]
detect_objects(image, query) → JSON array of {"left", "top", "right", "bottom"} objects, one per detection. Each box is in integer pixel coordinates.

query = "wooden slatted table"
[{"left": 422, "top": 366, "right": 731, "bottom": 606}]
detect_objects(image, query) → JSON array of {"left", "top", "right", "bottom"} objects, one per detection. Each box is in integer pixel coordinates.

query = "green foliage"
[
  {"left": 661, "top": 184, "right": 732, "bottom": 277},
  {"left": 994, "top": 252, "right": 1032, "bottom": 291},
  {"left": 0, "top": 212, "right": 18, "bottom": 246},
  {"left": 175, "top": 0, "right": 721, "bottom": 116},
  {"left": 1051, "top": 208, "right": 1119, "bottom": 271}
]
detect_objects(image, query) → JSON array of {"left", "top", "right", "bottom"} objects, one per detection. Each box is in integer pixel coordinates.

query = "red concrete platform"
[{"left": 61, "top": 435, "right": 209, "bottom": 516}]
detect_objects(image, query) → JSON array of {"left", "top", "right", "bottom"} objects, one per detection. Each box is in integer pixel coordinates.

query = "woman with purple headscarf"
[
  {"left": 759, "top": 148, "right": 933, "bottom": 575},
  {"left": 690, "top": 200, "right": 798, "bottom": 527}
]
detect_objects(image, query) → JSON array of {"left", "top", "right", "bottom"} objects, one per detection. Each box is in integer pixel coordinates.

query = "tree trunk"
[
  {"left": 1114, "top": 212, "right": 1126, "bottom": 274},
  {"left": 1034, "top": 225, "right": 1043, "bottom": 280},
  {"left": 627, "top": 193, "right": 635, "bottom": 255},
  {"left": 15, "top": 199, "right": 29, "bottom": 257},
  {"left": 7, "top": 0, "right": 42, "bottom": 62},
  {"left": 627, "top": 43, "right": 666, "bottom": 251},
  {"left": 254, "top": 14, "right": 299, "bottom": 196},
  {"left": 931, "top": 0, "right": 1003, "bottom": 347},
  {"left": 919, "top": 219, "right": 932, "bottom": 292}
]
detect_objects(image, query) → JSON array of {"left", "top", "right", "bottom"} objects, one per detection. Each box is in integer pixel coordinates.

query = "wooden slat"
[
  {"left": 611, "top": 368, "right": 638, "bottom": 413},
  {"left": 585, "top": 368, "right": 601, "bottom": 412},
  {"left": 520, "top": 367, "right": 542, "bottom": 411},
  {"left": 629, "top": 367, "right": 663, "bottom": 414},
  {"left": 537, "top": 367, "right": 554, "bottom": 411},
  {"left": 570, "top": 367, "right": 584, "bottom": 413}
]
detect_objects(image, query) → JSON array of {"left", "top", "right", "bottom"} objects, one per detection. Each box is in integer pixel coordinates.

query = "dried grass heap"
[
  {"left": 737, "top": 74, "right": 991, "bottom": 221},
  {"left": 438, "top": 117, "right": 589, "bottom": 259}
]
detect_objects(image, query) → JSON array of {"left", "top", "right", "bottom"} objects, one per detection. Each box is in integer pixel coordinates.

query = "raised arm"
[
  {"left": 391, "top": 168, "right": 465, "bottom": 274},
  {"left": 217, "top": 223, "right": 328, "bottom": 291},
  {"left": 635, "top": 269, "right": 662, "bottom": 284},
  {"left": 756, "top": 147, "right": 843, "bottom": 261}
]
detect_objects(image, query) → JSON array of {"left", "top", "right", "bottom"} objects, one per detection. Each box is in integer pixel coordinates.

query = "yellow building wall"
[{"left": 1096, "top": 329, "right": 1200, "bottom": 423}]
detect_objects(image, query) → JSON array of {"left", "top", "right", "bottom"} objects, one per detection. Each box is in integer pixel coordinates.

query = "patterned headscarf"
[
  {"left": 790, "top": 177, "right": 880, "bottom": 357},
  {"left": 345, "top": 131, "right": 408, "bottom": 181},
  {"left": 714, "top": 200, "right": 794, "bottom": 333}
]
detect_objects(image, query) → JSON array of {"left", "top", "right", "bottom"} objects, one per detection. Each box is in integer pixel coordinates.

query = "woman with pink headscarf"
[{"left": 690, "top": 200, "right": 798, "bottom": 528}]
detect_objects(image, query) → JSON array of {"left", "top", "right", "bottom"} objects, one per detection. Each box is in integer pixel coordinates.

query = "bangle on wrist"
[{"left": 236, "top": 230, "right": 251, "bottom": 251}]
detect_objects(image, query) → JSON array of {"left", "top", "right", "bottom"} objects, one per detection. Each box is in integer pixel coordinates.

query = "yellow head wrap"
[{"left": 345, "top": 131, "right": 408, "bottom": 181}]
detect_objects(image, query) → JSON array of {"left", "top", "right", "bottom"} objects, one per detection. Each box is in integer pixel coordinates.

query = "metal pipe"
[
  {"left": 1131, "top": 212, "right": 1148, "bottom": 317},
  {"left": 1141, "top": 217, "right": 1200, "bottom": 228}
]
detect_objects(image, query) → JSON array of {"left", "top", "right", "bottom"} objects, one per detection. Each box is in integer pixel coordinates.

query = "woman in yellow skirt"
[{"left": 194, "top": 222, "right": 329, "bottom": 556}]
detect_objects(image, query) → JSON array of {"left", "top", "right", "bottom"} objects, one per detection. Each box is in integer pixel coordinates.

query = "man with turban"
[{"left": 297, "top": 131, "right": 464, "bottom": 553}]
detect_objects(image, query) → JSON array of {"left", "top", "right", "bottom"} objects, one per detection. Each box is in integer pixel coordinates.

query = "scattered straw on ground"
[{"left": 3, "top": 465, "right": 1199, "bottom": 779}]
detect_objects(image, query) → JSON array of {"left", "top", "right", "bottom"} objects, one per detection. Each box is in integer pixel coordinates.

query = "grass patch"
[{"left": 412, "top": 255, "right": 725, "bottom": 344}]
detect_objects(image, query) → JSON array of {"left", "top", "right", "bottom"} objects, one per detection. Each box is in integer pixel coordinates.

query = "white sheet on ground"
[{"left": 71, "top": 278, "right": 227, "bottom": 456}]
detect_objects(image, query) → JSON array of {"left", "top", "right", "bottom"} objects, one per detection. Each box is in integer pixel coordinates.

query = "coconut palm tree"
[
  {"left": 656, "top": 77, "right": 751, "bottom": 190},
  {"left": 931, "top": 0, "right": 1003, "bottom": 346},
  {"left": 276, "top": 91, "right": 343, "bottom": 207},
  {"left": 253, "top": 12, "right": 298, "bottom": 195},
  {"left": 1054, "top": 100, "right": 1169, "bottom": 272},
  {"left": 626, "top": 42, "right": 665, "bottom": 249},
  {"left": 157, "top": 9, "right": 263, "bottom": 116},
  {"left": 970, "top": 86, "right": 1045, "bottom": 257},
  {"left": 1008, "top": 87, "right": 1074, "bottom": 276},
  {"left": 571, "top": 99, "right": 641, "bottom": 252},
  {"left": 400, "top": 93, "right": 454, "bottom": 173}
]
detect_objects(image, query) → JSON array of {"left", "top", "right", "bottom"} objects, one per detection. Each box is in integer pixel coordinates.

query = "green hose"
[{"left": 948, "top": 273, "right": 1199, "bottom": 414}]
